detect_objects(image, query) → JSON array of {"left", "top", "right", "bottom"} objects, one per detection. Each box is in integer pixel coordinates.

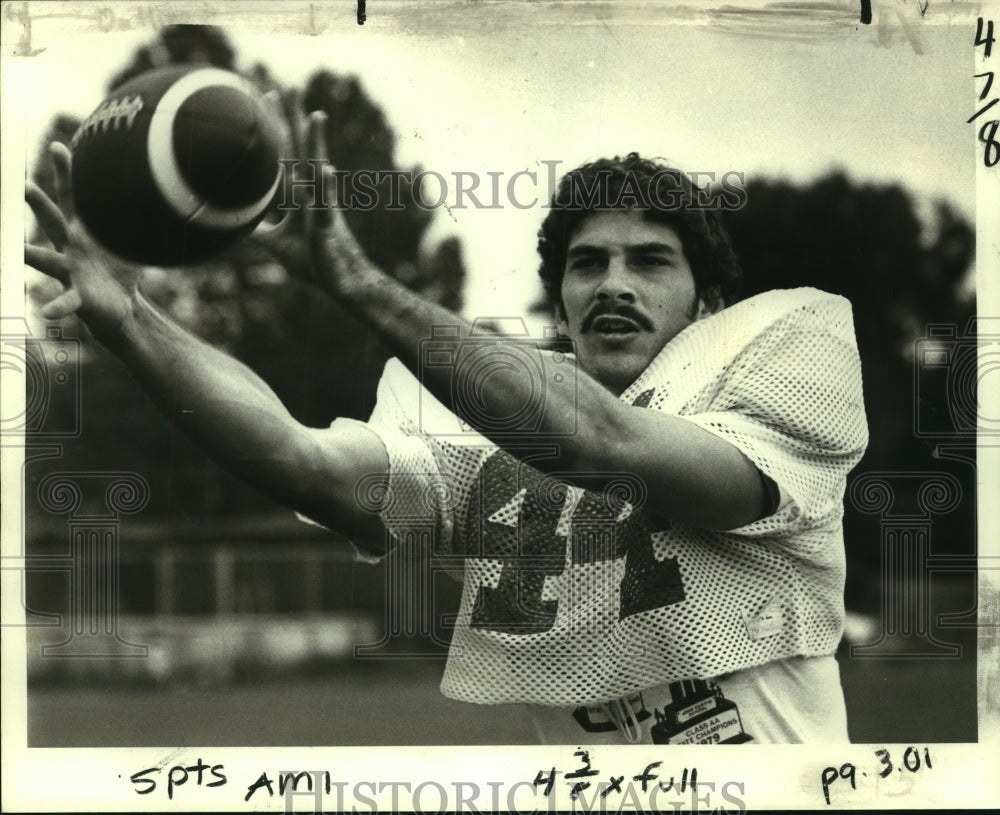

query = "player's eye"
[
  {"left": 568, "top": 255, "right": 605, "bottom": 271},
  {"left": 632, "top": 254, "right": 671, "bottom": 267}
]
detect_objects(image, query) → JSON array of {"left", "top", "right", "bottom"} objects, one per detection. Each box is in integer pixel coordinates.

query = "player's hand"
[
  {"left": 24, "top": 143, "right": 141, "bottom": 343},
  {"left": 252, "top": 90, "right": 379, "bottom": 299}
]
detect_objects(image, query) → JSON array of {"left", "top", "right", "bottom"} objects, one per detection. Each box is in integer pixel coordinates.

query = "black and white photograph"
[{"left": 2, "top": 1, "right": 998, "bottom": 811}]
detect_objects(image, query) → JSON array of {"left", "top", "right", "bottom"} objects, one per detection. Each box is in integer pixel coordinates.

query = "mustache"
[{"left": 581, "top": 302, "right": 655, "bottom": 333}]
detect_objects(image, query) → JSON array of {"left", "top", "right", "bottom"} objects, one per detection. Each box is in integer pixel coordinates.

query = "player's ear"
[
  {"left": 694, "top": 287, "right": 724, "bottom": 320},
  {"left": 554, "top": 301, "right": 569, "bottom": 334}
]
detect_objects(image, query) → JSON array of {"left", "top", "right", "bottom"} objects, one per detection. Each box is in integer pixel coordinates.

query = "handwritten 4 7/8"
[
  {"left": 820, "top": 747, "right": 933, "bottom": 806},
  {"left": 972, "top": 17, "right": 999, "bottom": 167}
]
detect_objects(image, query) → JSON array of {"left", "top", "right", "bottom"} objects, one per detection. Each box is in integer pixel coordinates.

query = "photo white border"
[{"left": 2, "top": 1, "right": 998, "bottom": 811}]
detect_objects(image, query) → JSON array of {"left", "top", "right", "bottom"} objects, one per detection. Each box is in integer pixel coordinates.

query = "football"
[{"left": 70, "top": 65, "right": 283, "bottom": 267}]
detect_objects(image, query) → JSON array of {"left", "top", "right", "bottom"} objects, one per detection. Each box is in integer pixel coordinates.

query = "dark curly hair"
[{"left": 537, "top": 154, "right": 743, "bottom": 314}]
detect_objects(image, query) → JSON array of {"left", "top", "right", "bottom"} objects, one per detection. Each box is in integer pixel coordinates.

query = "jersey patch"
[
  {"left": 742, "top": 596, "right": 784, "bottom": 640},
  {"left": 650, "top": 680, "right": 754, "bottom": 745}
]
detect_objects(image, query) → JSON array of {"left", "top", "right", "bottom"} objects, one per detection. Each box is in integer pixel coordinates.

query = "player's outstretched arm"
[
  {"left": 257, "top": 133, "right": 765, "bottom": 531},
  {"left": 24, "top": 143, "right": 390, "bottom": 549},
  {"left": 251, "top": 109, "right": 814, "bottom": 533},
  {"left": 322, "top": 272, "right": 769, "bottom": 530}
]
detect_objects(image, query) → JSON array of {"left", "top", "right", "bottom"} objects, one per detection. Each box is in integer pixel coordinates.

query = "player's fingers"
[
  {"left": 252, "top": 210, "right": 290, "bottom": 239},
  {"left": 284, "top": 87, "right": 305, "bottom": 159},
  {"left": 25, "top": 182, "right": 69, "bottom": 251},
  {"left": 24, "top": 244, "right": 71, "bottom": 284},
  {"left": 306, "top": 110, "right": 329, "bottom": 163},
  {"left": 39, "top": 288, "right": 83, "bottom": 321},
  {"left": 49, "top": 142, "right": 73, "bottom": 213},
  {"left": 258, "top": 162, "right": 304, "bottom": 240},
  {"left": 300, "top": 112, "right": 330, "bottom": 233},
  {"left": 24, "top": 244, "right": 72, "bottom": 284},
  {"left": 313, "top": 163, "right": 337, "bottom": 230}
]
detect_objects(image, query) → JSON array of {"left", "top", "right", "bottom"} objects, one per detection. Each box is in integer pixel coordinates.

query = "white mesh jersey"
[{"left": 337, "top": 287, "right": 868, "bottom": 708}]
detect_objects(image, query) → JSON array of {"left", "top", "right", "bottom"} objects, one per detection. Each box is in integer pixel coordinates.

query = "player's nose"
[{"left": 595, "top": 257, "right": 636, "bottom": 303}]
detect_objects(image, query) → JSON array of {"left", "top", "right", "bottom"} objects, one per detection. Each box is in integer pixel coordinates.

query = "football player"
[{"left": 25, "top": 111, "right": 867, "bottom": 744}]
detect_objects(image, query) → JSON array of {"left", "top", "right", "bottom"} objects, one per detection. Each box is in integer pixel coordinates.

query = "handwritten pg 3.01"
[{"left": 820, "top": 746, "right": 935, "bottom": 806}]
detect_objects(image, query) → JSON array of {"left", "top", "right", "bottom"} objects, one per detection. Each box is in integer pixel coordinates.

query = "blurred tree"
[
  {"left": 107, "top": 23, "right": 236, "bottom": 89},
  {"left": 302, "top": 70, "right": 432, "bottom": 280},
  {"left": 723, "top": 171, "right": 975, "bottom": 464}
]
